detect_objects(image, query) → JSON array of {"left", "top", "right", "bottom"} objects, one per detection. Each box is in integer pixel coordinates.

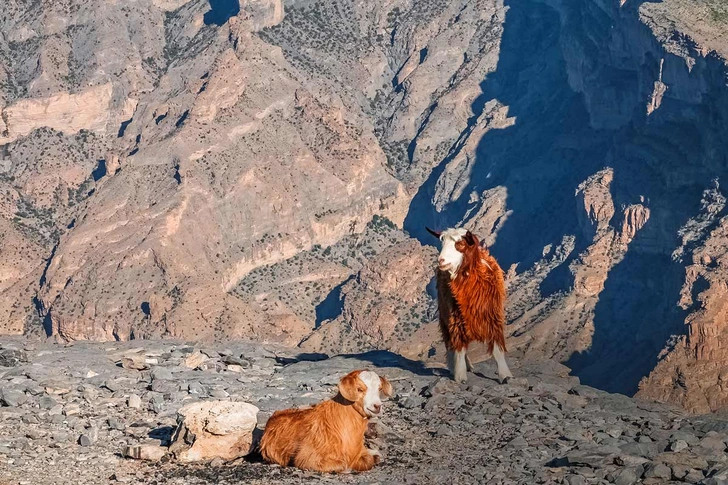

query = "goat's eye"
[{"left": 357, "top": 387, "right": 364, "bottom": 393}]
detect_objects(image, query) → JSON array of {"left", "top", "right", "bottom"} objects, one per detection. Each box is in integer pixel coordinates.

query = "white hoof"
[{"left": 368, "top": 448, "right": 382, "bottom": 463}]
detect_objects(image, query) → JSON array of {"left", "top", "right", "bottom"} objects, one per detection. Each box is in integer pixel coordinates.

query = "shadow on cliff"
[
  {"left": 204, "top": 0, "right": 240, "bottom": 26},
  {"left": 404, "top": 0, "right": 601, "bottom": 271},
  {"left": 405, "top": 0, "right": 728, "bottom": 394}
]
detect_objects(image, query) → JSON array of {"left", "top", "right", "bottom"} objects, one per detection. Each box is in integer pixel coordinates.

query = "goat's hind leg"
[
  {"left": 492, "top": 343, "right": 513, "bottom": 384},
  {"left": 465, "top": 352, "right": 474, "bottom": 372}
]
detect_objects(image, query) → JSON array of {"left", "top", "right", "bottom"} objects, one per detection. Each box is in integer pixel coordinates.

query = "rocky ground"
[{"left": 2, "top": 338, "right": 728, "bottom": 484}]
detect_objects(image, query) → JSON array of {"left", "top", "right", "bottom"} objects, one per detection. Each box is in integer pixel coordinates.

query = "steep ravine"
[
  {"left": 1, "top": 0, "right": 728, "bottom": 415},
  {"left": 399, "top": 0, "right": 728, "bottom": 408}
]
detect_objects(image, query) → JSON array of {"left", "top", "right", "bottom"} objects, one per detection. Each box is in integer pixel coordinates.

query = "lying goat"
[{"left": 259, "top": 369, "right": 393, "bottom": 473}]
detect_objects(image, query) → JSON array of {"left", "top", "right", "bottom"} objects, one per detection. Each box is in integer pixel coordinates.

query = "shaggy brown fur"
[
  {"left": 259, "top": 370, "right": 393, "bottom": 473},
  {"left": 435, "top": 232, "right": 506, "bottom": 354}
]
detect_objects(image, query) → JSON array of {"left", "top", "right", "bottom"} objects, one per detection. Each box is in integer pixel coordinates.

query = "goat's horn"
[{"left": 425, "top": 227, "right": 442, "bottom": 239}]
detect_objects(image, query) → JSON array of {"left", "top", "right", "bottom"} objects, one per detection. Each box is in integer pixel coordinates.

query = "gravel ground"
[{"left": 2, "top": 337, "right": 728, "bottom": 484}]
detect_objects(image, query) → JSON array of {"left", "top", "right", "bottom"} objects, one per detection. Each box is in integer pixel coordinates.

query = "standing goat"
[{"left": 427, "top": 227, "right": 512, "bottom": 384}]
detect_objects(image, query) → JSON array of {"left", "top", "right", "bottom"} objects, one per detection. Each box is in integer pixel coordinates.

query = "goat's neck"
[
  {"left": 457, "top": 247, "right": 482, "bottom": 279},
  {"left": 332, "top": 394, "right": 369, "bottom": 420}
]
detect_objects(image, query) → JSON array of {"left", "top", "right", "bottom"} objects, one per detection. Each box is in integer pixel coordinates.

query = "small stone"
[
  {"left": 619, "top": 442, "right": 659, "bottom": 459},
  {"left": 656, "top": 451, "right": 708, "bottom": 470},
  {"left": 398, "top": 395, "right": 424, "bottom": 410},
  {"left": 613, "top": 466, "right": 641, "bottom": 485},
  {"left": 128, "top": 394, "right": 142, "bottom": 409},
  {"left": 566, "top": 475, "right": 587, "bottom": 485},
  {"left": 706, "top": 465, "right": 728, "bottom": 481},
  {"left": 45, "top": 385, "right": 71, "bottom": 395},
  {"left": 226, "top": 365, "right": 245, "bottom": 373},
  {"left": 197, "top": 360, "right": 224, "bottom": 372},
  {"left": 52, "top": 431, "right": 72, "bottom": 442},
  {"left": 188, "top": 382, "right": 207, "bottom": 396},
  {"left": 698, "top": 433, "right": 727, "bottom": 452},
  {"left": 48, "top": 404, "right": 64, "bottom": 416},
  {"left": 670, "top": 439, "right": 689, "bottom": 452},
  {"left": 79, "top": 434, "right": 93, "bottom": 447},
  {"left": 684, "top": 468, "right": 704, "bottom": 482},
  {"left": 607, "top": 428, "right": 623, "bottom": 438},
  {"left": 670, "top": 430, "right": 699, "bottom": 446},
  {"left": 0, "top": 389, "right": 28, "bottom": 407},
  {"left": 86, "top": 425, "right": 99, "bottom": 442},
  {"left": 222, "top": 355, "right": 250, "bottom": 368},
  {"left": 508, "top": 436, "right": 528, "bottom": 448},
  {"left": 103, "top": 380, "right": 120, "bottom": 392},
  {"left": 507, "top": 377, "right": 530, "bottom": 388},
  {"left": 108, "top": 417, "right": 125, "bottom": 431},
  {"left": 183, "top": 351, "right": 208, "bottom": 370},
  {"left": 120, "top": 355, "right": 148, "bottom": 371},
  {"left": 423, "top": 378, "right": 459, "bottom": 397},
  {"left": 151, "top": 367, "right": 174, "bottom": 381},
  {"left": 169, "top": 391, "right": 189, "bottom": 402},
  {"left": 671, "top": 465, "right": 689, "bottom": 480},
  {"left": 85, "top": 370, "right": 99, "bottom": 379},
  {"left": 210, "top": 389, "right": 229, "bottom": 399},
  {"left": 643, "top": 463, "right": 671, "bottom": 480},
  {"left": 0, "top": 350, "right": 28, "bottom": 367},
  {"left": 63, "top": 403, "right": 81, "bottom": 416},
  {"left": 123, "top": 444, "right": 167, "bottom": 462},
  {"left": 561, "top": 425, "right": 588, "bottom": 442},
  {"left": 150, "top": 398, "right": 165, "bottom": 414},
  {"left": 151, "top": 380, "right": 178, "bottom": 393},
  {"left": 22, "top": 414, "right": 39, "bottom": 424},
  {"left": 615, "top": 454, "right": 650, "bottom": 467}
]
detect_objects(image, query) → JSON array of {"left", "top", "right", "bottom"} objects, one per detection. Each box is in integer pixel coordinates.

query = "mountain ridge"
[{"left": 1, "top": 0, "right": 728, "bottom": 413}]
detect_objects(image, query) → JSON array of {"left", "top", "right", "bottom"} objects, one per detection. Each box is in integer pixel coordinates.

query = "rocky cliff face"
[
  {"left": 2, "top": 0, "right": 728, "bottom": 413},
  {"left": 1, "top": 0, "right": 409, "bottom": 343}
]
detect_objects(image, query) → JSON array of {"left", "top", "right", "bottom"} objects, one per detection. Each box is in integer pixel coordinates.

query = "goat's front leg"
[
  {"left": 447, "top": 349, "right": 468, "bottom": 383},
  {"left": 349, "top": 448, "right": 380, "bottom": 472}
]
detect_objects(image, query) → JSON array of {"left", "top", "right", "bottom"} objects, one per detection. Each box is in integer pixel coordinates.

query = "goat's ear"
[
  {"left": 379, "top": 376, "right": 393, "bottom": 398},
  {"left": 464, "top": 231, "right": 479, "bottom": 247},
  {"left": 338, "top": 372, "right": 362, "bottom": 402}
]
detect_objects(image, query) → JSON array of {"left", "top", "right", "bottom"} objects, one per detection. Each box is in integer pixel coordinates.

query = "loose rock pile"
[{"left": 2, "top": 337, "right": 728, "bottom": 484}]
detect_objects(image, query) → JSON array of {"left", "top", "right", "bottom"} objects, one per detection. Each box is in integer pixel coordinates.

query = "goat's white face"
[
  {"left": 359, "top": 371, "right": 385, "bottom": 417},
  {"left": 339, "top": 369, "right": 394, "bottom": 417},
  {"left": 437, "top": 228, "right": 469, "bottom": 277}
]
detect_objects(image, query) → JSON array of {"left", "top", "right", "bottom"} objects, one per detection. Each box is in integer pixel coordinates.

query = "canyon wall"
[{"left": 2, "top": 0, "right": 728, "bottom": 412}]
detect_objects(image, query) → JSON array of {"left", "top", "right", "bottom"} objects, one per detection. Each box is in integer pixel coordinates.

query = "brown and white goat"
[
  {"left": 259, "top": 369, "right": 393, "bottom": 473},
  {"left": 427, "top": 227, "right": 512, "bottom": 384}
]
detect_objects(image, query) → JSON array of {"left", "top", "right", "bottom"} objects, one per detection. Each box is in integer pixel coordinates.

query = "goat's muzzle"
[{"left": 366, "top": 404, "right": 382, "bottom": 416}]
